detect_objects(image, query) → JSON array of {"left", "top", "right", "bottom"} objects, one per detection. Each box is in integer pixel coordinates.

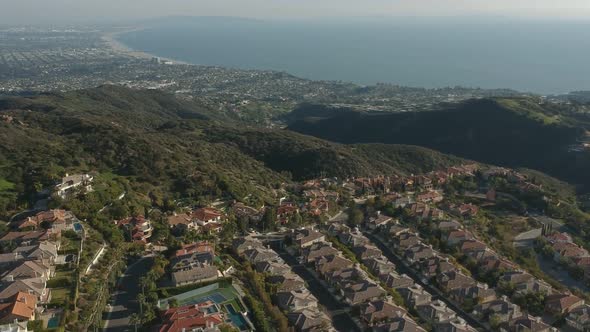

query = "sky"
[{"left": 2, "top": 0, "right": 590, "bottom": 25}]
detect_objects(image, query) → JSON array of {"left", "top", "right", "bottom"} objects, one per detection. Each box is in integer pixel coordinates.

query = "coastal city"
[
  {"left": 0, "top": 26, "right": 548, "bottom": 127},
  {"left": 1, "top": 13, "right": 590, "bottom": 332}
]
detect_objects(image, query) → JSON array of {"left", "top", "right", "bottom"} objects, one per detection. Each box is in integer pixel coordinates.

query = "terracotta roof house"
[
  {"left": 473, "top": 296, "right": 522, "bottom": 324},
  {"left": 287, "top": 309, "right": 332, "bottom": 332},
  {"left": 507, "top": 314, "right": 554, "bottom": 332},
  {"left": 566, "top": 304, "right": 590, "bottom": 332},
  {"left": 315, "top": 255, "right": 354, "bottom": 276},
  {"left": 479, "top": 256, "right": 517, "bottom": 273},
  {"left": 452, "top": 203, "right": 479, "bottom": 217},
  {"left": 545, "top": 232, "right": 572, "bottom": 244},
  {"left": 361, "top": 300, "right": 407, "bottom": 326},
  {"left": 191, "top": 207, "right": 224, "bottom": 227},
  {"left": 373, "top": 316, "right": 426, "bottom": 332},
  {"left": 545, "top": 293, "right": 584, "bottom": 314},
  {"left": 275, "top": 289, "right": 318, "bottom": 312},
  {"left": 436, "top": 271, "right": 476, "bottom": 293},
  {"left": 158, "top": 301, "right": 225, "bottom": 332},
  {"left": 172, "top": 242, "right": 215, "bottom": 259},
  {"left": 416, "top": 300, "right": 457, "bottom": 323},
  {"left": 0, "top": 292, "right": 37, "bottom": 324},
  {"left": 117, "top": 216, "right": 153, "bottom": 243},
  {"left": 399, "top": 285, "right": 432, "bottom": 307},
  {"left": 435, "top": 318, "right": 478, "bottom": 332}
]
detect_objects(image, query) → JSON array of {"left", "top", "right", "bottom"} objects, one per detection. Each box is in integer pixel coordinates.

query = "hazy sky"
[{"left": 3, "top": 0, "right": 590, "bottom": 24}]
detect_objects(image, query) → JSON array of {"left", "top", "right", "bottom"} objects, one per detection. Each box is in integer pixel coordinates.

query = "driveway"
[{"left": 103, "top": 256, "right": 154, "bottom": 331}]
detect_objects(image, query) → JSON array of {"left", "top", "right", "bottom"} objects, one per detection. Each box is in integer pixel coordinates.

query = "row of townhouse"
[
  {"left": 332, "top": 224, "right": 477, "bottom": 332},
  {"left": 0, "top": 234, "right": 60, "bottom": 328},
  {"left": 442, "top": 226, "right": 586, "bottom": 331},
  {"left": 341, "top": 164, "right": 478, "bottom": 195},
  {"left": 296, "top": 227, "right": 428, "bottom": 332},
  {"left": 233, "top": 235, "right": 334, "bottom": 332},
  {"left": 378, "top": 221, "right": 560, "bottom": 332}
]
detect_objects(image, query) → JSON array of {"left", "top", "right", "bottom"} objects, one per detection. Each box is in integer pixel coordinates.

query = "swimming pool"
[
  {"left": 47, "top": 315, "right": 60, "bottom": 329},
  {"left": 73, "top": 223, "right": 83, "bottom": 232},
  {"left": 225, "top": 304, "right": 248, "bottom": 331}
]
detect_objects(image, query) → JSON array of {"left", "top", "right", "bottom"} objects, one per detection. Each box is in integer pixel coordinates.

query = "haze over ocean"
[{"left": 118, "top": 17, "right": 590, "bottom": 94}]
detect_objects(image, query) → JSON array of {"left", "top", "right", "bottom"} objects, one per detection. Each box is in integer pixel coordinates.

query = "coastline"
[{"left": 102, "top": 29, "right": 191, "bottom": 65}]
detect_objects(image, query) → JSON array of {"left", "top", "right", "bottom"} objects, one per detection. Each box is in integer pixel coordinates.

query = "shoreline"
[{"left": 102, "top": 29, "right": 191, "bottom": 65}]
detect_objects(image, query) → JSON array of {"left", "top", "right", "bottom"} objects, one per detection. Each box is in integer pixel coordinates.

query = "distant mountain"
[
  {"left": 286, "top": 98, "right": 590, "bottom": 190},
  {"left": 0, "top": 86, "right": 463, "bottom": 215}
]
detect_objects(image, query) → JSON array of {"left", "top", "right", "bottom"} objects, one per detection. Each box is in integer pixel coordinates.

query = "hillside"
[
  {"left": 286, "top": 98, "right": 590, "bottom": 190},
  {"left": 0, "top": 85, "right": 463, "bottom": 217}
]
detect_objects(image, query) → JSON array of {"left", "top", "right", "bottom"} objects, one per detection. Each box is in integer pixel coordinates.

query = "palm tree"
[{"left": 129, "top": 313, "right": 140, "bottom": 332}]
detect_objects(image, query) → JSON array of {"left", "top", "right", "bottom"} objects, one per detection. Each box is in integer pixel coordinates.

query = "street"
[{"left": 102, "top": 256, "right": 154, "bottom": 332}]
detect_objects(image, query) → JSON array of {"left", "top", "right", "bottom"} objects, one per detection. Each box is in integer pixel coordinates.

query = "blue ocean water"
[{"left": 118, "top": 17, "right": 590, "bottom": 94}]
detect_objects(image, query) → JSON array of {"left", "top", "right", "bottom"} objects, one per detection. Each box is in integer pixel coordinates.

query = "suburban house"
[
  {"left": 116, "top": 215, "right": 153, "bottom": 243},
  {"left": 157, "top": 301, "right": 225, "bottom": 332},
  {"left": 544, "top": 293, "right": 584, "bottom": 314},
  {"left": 0, "top": 292, "right": 37, "bottom": 324},
  {"left": 380, "top": 272, "right": 414, "bottom": 290},
  {"left": 436, "top": 271, "right": 476, "bottom": 293},
  {"left": 507, "top": 314, "right": 554, "bottom": 332},
  {"left": 302, "top": 243, "right": 339, "bottom": 264},
  {"left": 566, "top": 304, "right": 590, "bottom": 332},
  {"left": 473, "top": 296, "right": 522, "bottom": 324},
  {"left": 435, "top": 318, "right": 478, "bottom": 332},
  {"left": 342, "top": 280, "right": 386, "bottom": 305},
  {"left": 366, "top": 212, "right": 394, "bottom": 230},
  {"left": 416, "top": 300, "right": 457, "bottom": 323},
  {"left": 360, "top": 300, "right": 407, "bottom": 326},
  {"left": 373, "top": 316, "right": 426, "bottom": 332},
  {"left": 293, "top": 229, "right": 325, "bottom": 249},
  {"left": 398, "top": 285, "right": 432, "bottom": 307},
  {"left": 287, "top": 309, "right": 331, "bottom": 332},
  {"left": 449, "top": 283, "right": 496, "bottom": 306},
  {"left": 191, "top": 207, "right": 225, "bottom": 227},
  {"left": 55, "top": 173, "right": 93, "bottom": 199},
  {"left": 0, "top": 278, "right": 50, "bottom": 303},
  {"left": 275, "top": 289, "right": 318, "bottom": 312},
  {"left": 2, "top": 261, "right": 53, "bottom": 281}
]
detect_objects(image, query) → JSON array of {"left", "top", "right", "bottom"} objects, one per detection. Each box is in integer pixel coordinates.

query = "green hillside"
[
  {"left": 287, "top": 98, "right": 590, "bottom": 190},
  {"left": 0, "top": 85, "right": 462, "bottom": 217}
]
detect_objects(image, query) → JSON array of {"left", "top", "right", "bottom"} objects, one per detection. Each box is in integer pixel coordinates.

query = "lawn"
[
  {"left": 0, "top": 178, "right": 14, "bottom": 192},
  {"left": 50, "top": 288, "right": 70, "bottom": 305}
]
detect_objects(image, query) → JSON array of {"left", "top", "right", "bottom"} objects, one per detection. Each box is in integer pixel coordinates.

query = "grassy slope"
[{"left": 0, "top": 86, "right": 463, "bottom": 214}]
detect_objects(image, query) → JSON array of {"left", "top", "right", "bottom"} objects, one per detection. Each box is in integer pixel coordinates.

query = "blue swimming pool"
[
  {"left": 226, "top": 304, "right": 248, "bottom": 331},
  {"left": 47, "top": 316, "right": 60, "bottom": 329},
  {"left": 73, "top": 223, "right": 83, "bottom": 232}
]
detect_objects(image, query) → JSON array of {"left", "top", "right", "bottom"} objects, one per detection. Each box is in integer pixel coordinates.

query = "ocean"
[{"left": 117, "top": 17, "right": 590, "bottom": 94}]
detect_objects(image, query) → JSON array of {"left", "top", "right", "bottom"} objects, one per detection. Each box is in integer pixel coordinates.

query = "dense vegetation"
[
  {"left": 0, "top": 85, "right": 463, "bottom": 218},
  {"left": 286, "top": 98, "right": 590, "bottom": 190}
]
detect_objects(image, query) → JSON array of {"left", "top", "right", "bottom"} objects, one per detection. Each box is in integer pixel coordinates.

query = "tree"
[{"left": 348, "top": 207, "right": 364, "bottom": 226}]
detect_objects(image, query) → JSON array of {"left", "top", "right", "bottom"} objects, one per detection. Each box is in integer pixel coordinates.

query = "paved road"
[
  {"left": 275, "top": 247, "right": 362, "bottom": 332},
  {"left": 363, "top": 231, "right": 490, "bottom": 332},
  {"left": 103, "top": 257, "right": 154, "bottom": 332}
]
